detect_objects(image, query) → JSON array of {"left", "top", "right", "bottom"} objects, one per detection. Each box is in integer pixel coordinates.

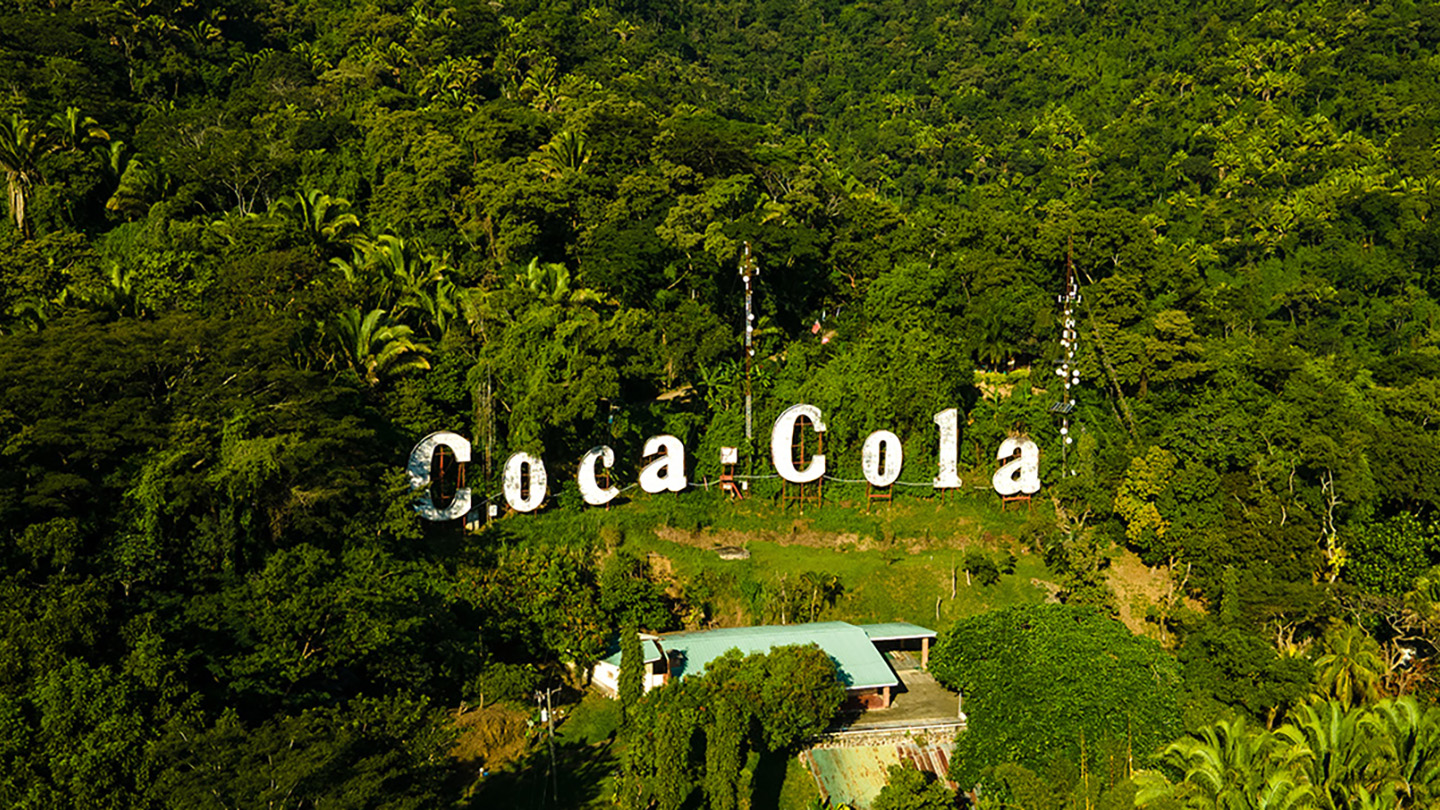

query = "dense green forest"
[{"left": 4, "top": 0, "right": 1440, "bottom": 806}]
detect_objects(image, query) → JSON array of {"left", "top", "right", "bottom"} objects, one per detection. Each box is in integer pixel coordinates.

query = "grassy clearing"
[
  {"left": 635, "top": 483, "right": 1041, "bottom": 545},
  {"left": 484, "top": 486, "right": 1057, "bottom": 631},
  {"left": 629, "top": 533, "right": 1052, "bottom": 628},
  {"left": 558, "top": 690, "right": 622, "bottom": 746},
  {"left": 777, "top": 753, "right": 824, "bottom": 809}
]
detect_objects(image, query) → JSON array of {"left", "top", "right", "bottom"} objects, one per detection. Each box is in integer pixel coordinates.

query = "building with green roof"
[{"left": 592, "top": 620, "right": 937, "bottom": 709}]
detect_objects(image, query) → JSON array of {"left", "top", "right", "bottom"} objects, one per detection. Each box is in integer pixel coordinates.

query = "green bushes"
[{"left": 931, "top": 604, "right": 1182, "bottom": 790}]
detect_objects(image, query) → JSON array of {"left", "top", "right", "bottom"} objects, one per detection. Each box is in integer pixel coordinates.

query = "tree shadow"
[
  {"left": 461, "top": 737, "right": 618, "bottom": 810},
  {"left": 749, "top": 749, "right": 790, "bottom": 810}
]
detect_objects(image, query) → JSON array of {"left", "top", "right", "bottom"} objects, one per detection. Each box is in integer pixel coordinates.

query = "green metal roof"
[
  {"left": 657, "top": 621, "right": 898, "bottom": 690},
  {"left": 857, "top": 622, "right": 938, "bottom": 642},
  {"left": 600, "top": 635, "right": 664, "bottom": 667}
]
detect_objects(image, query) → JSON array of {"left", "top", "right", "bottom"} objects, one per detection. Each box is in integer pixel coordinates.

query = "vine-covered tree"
[{"left": 931, "top": 604, "right": 1183, "bottom": 790}]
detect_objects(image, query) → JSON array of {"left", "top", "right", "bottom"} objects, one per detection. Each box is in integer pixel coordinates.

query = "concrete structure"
[
  {"left": 856, "top": 622, "right": 937, "bottom": 668},
  {"left": 593, "top": 621, "right": 938, "bottom": 710}
]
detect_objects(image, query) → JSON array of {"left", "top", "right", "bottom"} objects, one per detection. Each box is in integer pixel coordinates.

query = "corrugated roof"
[
  {"left": 654, "top": 621, "right": 898, "bottom": 690},
  {"left": 600, "top": 636, "right": 664, "bottom": 667},
  {"left": 857, "top": 622, "right": 938, "bottom": 642},
  {"left": 602, "top": 622, "right": 900, "bottom": 689}
]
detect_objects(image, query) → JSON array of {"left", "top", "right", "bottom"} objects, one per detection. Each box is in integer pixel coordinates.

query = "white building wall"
[{"left": 591, "top": 642, "right": 668, "bottom": 698}]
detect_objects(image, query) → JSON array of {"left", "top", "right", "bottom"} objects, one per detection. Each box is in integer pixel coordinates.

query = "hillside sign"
[{"left": 408, "top": 405, "right": 1041, "bottom": 521}]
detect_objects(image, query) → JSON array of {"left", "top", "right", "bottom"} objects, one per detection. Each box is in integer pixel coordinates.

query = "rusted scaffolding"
[
  {"left": 781, "top": 416, "right": 823, "bottom": 511},
  {"left": 433, "top": 444, "right": 464, "bottom": 507},
  {"left": 719, "top": 447, "right": 743, "bottom": 499},
  {"left": 867, "top": 440, "right": 893, "bottom": 512}
]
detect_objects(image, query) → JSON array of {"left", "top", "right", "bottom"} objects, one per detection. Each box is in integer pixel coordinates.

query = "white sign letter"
[
  {"left": 771, "top": 404, "right": 827, "bottom": 484},
  {"left": 993, "top": 437, "right": 1041, "bottom": 496},
  {"left": 578, "top": 445, "right": 619, "bottom": 506},
  {"left": 862, "top": 430, "right": 903, "bottom": 487},
  {"left": 933, "top": 408, "right": 962, "bottom": 489},
  {"left": 408, "top": 431, "right": 472, "bottom": 521},
  {"left": 639, "top": 435, "right": 687, "bottom": 493},
  {"left": 503, "top": 452, "right": 547, "bottom": 512}
]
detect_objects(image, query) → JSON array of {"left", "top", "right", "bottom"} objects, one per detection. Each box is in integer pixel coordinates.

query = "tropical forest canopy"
[{"left": 4, "top": 0, "right": 1440, "bottom": 806}]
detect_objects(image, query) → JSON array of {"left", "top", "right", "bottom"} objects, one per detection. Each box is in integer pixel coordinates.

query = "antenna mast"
[
  {"left": 740, "top": 242, "right": 759, "bottom": 442},
  {"left": 1054, "top": 236, "right": 1082, "bottom": 474}
]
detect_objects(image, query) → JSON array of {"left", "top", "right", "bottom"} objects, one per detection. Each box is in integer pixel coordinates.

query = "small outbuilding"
[{"left": 592, "top": 633, "right": 670, "bottom": 696}]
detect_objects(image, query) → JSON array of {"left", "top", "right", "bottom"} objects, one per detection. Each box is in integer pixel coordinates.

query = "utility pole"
[
  {"left": 535, "top": 686, "right": 561, "bottom": 806},
  {"left": 739, "top": 242, "right": 760, "bottom": 444}
]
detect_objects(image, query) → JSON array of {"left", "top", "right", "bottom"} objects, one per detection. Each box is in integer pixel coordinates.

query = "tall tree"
[
  {"left": 1313, "top": 624, "right": 1385, "bottom": 710},
  {"left": 0, "top": 114, "right": 50, "bottom": 238}
]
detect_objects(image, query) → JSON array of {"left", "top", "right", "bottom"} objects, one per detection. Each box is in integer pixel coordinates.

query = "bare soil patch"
[
  {"left": 1106, "top": 547, "right": 1182, "bottom": 642},
  {"left": 1030, "top": 577, "right": 1063, "bottom": 603},
  {"left": 450, "top": 703, "right": 531, "bottom": 780}
]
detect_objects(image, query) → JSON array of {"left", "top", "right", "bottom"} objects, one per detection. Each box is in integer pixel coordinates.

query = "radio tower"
[{"left": 1052, "top": 238, "right": 1082, "bottom": 474}]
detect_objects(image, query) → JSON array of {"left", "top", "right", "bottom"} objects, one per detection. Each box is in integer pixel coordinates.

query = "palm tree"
[
  {"left": 47, "top": 107, "right": 109, "bottom": 151},
  {"left": 3, "top": 297, "right": 56, "bottom": 334},
  {"left": 272, "top": 189, "right": 361, "bottom": 254},
  {"left": 1252, "top": 772, "right": 1321, "bottom": 810},
  {"left": 398, "top": 277, "right": 466, "bottom": 341},
  {"left": 1315, "top": 624, "right": 1385, "bottom": 710},
  {"left": 106, "top": 152, "right": 171, "bottom": 220},
  {"left": 1282, "top": 700, "right": 1380, "bottom": 808},
  {"left": 78, "top": 265, "right": 143, "bottom": 318},
  {"left": 1135, "top": 717, "right": 1316, "bottom": 810},
  {"left": 536, "top": 130, "right": 591, "bottom": 177},
  {"left": 329, "top": 308, "right": 431, "bottom": 387},
  {"left": 1340, "top": 784, "right": 1402, "bottom": 810},
  {"left": 0, "top": 113, "right": 51, "bottom": 237},
  {"left": 332, "top": 234, "right": 449, "bottom": 309},
  {"left": 0, "top": 107, "right": 110, "bottom": 236},
  {"left": 1373, "top": 697, "right": 1440, "bottom": 807},
  {"left": 509, "top": 257, "right": 604, "bottom": 307}
]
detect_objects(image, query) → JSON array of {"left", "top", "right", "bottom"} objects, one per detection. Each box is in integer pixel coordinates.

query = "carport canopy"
[{"left": 857, "top": 622, "right": 937, "bottom": 668}]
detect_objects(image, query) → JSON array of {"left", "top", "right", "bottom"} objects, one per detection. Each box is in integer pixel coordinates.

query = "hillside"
[{"left": 3, "top": 0, "right": 1440, "bottom": 806}]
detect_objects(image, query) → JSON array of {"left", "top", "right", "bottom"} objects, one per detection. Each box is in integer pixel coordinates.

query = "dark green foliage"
[
  {"left": 470, "top": 662, "right": 541, "bottom": 707},
  {"left": 601, "top": 551, "right": 674, "bottom": 631},
  {"left": 931, "top": 604, "right": 1182, "bottom": 790},
  {"left": 619, "top": 644, "right": 844, "bottom": 809},
  {"left": 1346, "top": 514, "right": 1440, "bottom": 595},
  {"left": 460, "top": 543, "right": 608, "bottom": 665},
  {"left": 0, "top": 659, "right": 150, "bottom": 808},
  {"left": 618, "top": 622, "right": 643, "bottom": 726},
  {"left": 963, "top": 550, "right": 1001, "bottom": 587},
  {"left": 1174, "top": 568, "right": 1316, "bottom": 722},
  {"left": 872, "top": 764, "right": 955, "bottom": 810},
  {"left": 1176, "top": 619, "right": 1315, "bottom": 723},
  {"left": 151, "top": 696, "right": 452, "bottom": 809}
]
